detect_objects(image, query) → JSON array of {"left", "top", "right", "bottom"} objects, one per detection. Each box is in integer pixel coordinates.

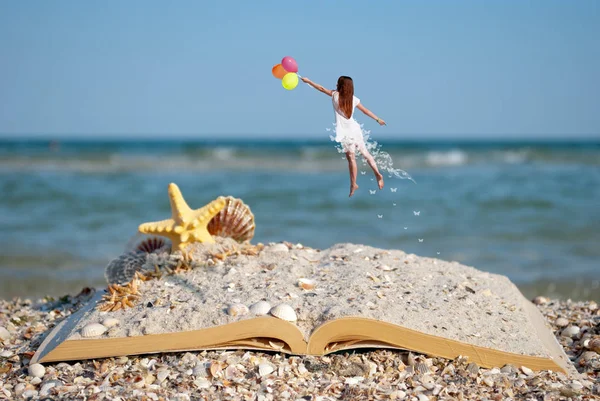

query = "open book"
[
  {"left": 33, "top": 243, "right": 572, "bottom": 375},
  {"left": 33, "top": 281, "right": 570, "bottom": 374}
]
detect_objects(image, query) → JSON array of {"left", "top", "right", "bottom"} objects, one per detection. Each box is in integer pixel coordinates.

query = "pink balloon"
[{"left": 281, "top": 56, "right": 298, "bottom": 73}]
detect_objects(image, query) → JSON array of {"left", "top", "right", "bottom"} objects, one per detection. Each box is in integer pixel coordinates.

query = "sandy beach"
[{"left": 1, "top": 241, "right": 599, "bottom": 400}]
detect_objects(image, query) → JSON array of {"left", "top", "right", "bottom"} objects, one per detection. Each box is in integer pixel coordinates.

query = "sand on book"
[{"left": 32, "top": 239, "right": 574, "bottom": 374}]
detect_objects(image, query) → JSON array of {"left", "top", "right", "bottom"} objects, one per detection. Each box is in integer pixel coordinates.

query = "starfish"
[{"left": 138, "top": 183, "right": 226, "bottom": 252}]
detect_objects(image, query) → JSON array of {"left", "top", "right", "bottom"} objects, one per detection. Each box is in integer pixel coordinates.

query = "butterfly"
[
  {"left": 377, "top": 214, "right": 383, "bottom": 219},
  {"left": 369, "top": 190, "right": 376, "bottom": 195},
  {"left": 413, "top": 211, "right": 420, "bottom": 216},
  {"left": 390, "top": 188, "right": 397, "bottom": 192},
  {"left": 360, "top": 171, "right": 366, "bottom": 175},
  {"left": 404, "top": 227, "right": 408, "bottom": 230},
  {"left": 418, "top": 239, "right": 424, "bottom": 242}
]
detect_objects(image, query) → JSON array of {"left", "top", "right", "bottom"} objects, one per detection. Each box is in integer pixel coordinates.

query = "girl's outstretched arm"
[
  {"left": 357, "top": 103, "right": 386, "bottom": 126},
  {"left": 300, "top": 77, "right": 333, "bottom": 97}
]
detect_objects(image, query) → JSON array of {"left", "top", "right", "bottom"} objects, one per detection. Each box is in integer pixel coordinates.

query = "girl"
[{"left": 301, "top": 76, "right": 386, "bottom": 197}]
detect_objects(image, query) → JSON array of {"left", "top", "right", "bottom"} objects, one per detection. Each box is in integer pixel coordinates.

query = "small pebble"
[
  {"left": 555, "top": 317, "right": 570, "bottom": 327},
  {"left": 561, "top": 325, "right": 580, "bottom": 338},
  {"left": 28, "top": 363, "right": 45, "bottom": 378}
]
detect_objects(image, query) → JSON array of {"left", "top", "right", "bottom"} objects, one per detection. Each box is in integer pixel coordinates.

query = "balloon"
[
  {"left": 271, "top": 64, "right": 287, "bottom": 79},
  {"left": 281, "top": 56, "right": 298, "bottom": 73},
  {"left": 282, "top": 72, "right": 299, "bottom": 90}
]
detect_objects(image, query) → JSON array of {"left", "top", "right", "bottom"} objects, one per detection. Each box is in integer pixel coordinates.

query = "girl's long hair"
[{"left": 336, "top": 76, "right": 354, "bottom": 119}]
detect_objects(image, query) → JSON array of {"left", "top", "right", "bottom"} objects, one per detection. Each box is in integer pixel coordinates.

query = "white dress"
[{"left": 332, "top": 91, "right": 365, "bottom": 152}]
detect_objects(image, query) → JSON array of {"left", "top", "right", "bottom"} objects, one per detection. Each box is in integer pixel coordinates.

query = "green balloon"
[{"left": 282, "top": 73, "right": 298, "bottom": 90}]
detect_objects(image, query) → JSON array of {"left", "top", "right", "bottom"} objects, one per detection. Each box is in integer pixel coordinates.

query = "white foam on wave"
[
  {"left": 213, "top": 147, "right": 235, "bottom": 161},
  {"left": 425, "top": 150, "right": 468, "bottom": 166}
]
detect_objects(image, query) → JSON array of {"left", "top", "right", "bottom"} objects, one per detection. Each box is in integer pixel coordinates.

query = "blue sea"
[{"left": 0, "top": 138, "right": 599, "bottom": 301}]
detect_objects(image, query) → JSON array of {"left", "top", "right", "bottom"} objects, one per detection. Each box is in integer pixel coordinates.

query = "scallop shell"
[
  {"left": 81, "top": 323, "right": 108, "bottom": 338},
  {"left": 298, "top": 278, "right": 316, "bottom": 290},
  {"left": 269, "top": 304, "right": 297, "bottom": 322},
  {"left": 227, "top": 303, "right": 249, "bottom": 317},
  {"left": 258, "top": 363, "right": 275, "bottom": 377},
  {"left": 414, "top": 362, "right": 430, "bottom": 375},
  {"left": 207, "top": 197, "right": 255, "bottom": 243},
  {"left": 125, "top": 234, "right": 171, "bottom": 254},
  {"left": 249, "top": 301, "right": 271, "bottom": 315},
  {"left": 102, "top": 318, "right": 120, "bottom": 328},
  {"left": 104, "top": 252, "right": 147, "bottom": 285}
]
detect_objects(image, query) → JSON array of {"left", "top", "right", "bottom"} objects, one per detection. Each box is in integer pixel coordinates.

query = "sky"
[{"left": 0, "top": 1, "right": 599, "bottom": 139}]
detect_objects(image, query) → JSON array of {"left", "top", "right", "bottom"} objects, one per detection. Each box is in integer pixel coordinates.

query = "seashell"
[
  {"left": 104, "top": 252, "right": 147, "bottom": 285},
  {"left": 298, "top": 278, "right": 316, "bottom": 290},
  {"left": 414, "top": 362, "right": 430, "bottom": 375},
  {"left": 209, "top": 361, "right": 223, "bottom": 377},
  {"left": 132, "top": 375, "right": 145, "bottom": 388},
  {"left": 207, "top": 196, "right": 255, "bottom": 243},
  {"left": 156, "top": 370, "right": 169, "bottom": 383},
  {"left": 249, "top": 301, "right": 271, "bottom": 315},
  {"left": 194, "top": 377, "right": 211, "bottom": 389},
  {"left": 466, "top": 362, "right": 479, "bottom": 376},
  {"left": 587, "top": 338, "right": 600, "bottom": 353},
  {"left": 14, "top": 383, "right": 26, "bottom": 396},
  {"left": 227, "top": 303, "right": 249, "bottom": 317},
  {"left": 258, "top": 363, "right": 275, "bottom": 377},
  {"left": 22, "top": 390, "right": 38, "bottom": 399},
  {"left": 133, "top": 236, "right": 170, "bottom": 254},
  {"left": 520, "top": 366, "right": 533, "bottom": 376},
  {"left": 224, "top": 365, "right": 240, "bottom": 380},
  {"left": 102, "top": 318, "right": 120, "bottom": 328},
  {"left": 555, "top": 317, "right": 569, "bottom": 327},
  {"left": 28, "top": 363, "right": 45, "bottom": 378},
  {"left": 81, "top": 323, "right": 108, "bottom": 338},
  {"left": 269, "top": 304, "right": 297, "bottom": 322},
  {"left": 267, "top": 243, "right": 289, "bottom": 253},
  {"left": 0, "top": 326, "right": 10, "bottom": 342}
]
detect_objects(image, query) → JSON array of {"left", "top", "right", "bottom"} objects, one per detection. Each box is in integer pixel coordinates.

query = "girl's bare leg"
[
  {"left": 346, "top": 150, "right": 359, "bottom": 197},
  {"left": 358, "top": 144, "right": 384, "bottom": 190}
]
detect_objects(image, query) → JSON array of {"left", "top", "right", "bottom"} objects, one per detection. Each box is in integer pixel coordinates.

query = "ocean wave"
[{"left": 0, "top": 145, "right": 598, "bottom": 173}]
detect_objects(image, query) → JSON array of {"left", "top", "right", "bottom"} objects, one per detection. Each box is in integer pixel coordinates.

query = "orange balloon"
[{"left": 272, "top": 64, "right": 287, "bottom": 80}]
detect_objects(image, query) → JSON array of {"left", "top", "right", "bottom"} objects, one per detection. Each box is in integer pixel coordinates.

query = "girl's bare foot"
[
  {"left": 349, "top": 184, "right": 359, "bottom": 197},
  {"left": 376, "top": 174, "right": 384, "bottom": 190}
]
